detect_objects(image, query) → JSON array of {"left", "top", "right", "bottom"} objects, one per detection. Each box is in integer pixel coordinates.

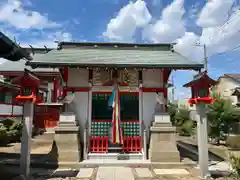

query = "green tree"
[
  {"left": 207, "top": 95, "right": 237, "bottom": 144},
  {"left": 167, "top": 102, "right": 178, "bottom": 125},
  {"left": 167, "top": 102, "right": 195, "bottom": 136}
]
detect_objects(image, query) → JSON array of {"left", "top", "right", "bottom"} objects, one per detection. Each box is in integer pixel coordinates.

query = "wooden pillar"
[
  {"left": 88, "top": 83, "right": 92, "bottom": 138},
  {"left": 138, "top": 70, "right": 144, "bottom": 156},
  {"left": 162, "top": 69, "right": 171, "bottom": 111},
  {"left": 63, "top": 67, "right": 68, "bottom": 85},
  {"left": 88, "top": 69, "right": 93, "bottom": 136},
  {"left": 53, "top": 77, "right": 58, "bottom": 102}
]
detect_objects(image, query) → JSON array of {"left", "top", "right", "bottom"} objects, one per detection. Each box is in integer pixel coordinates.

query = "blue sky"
[{"left": 0, "top": 0, "right": 240, "bottom": 99}]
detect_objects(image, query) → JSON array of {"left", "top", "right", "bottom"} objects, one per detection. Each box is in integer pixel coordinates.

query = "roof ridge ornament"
[
  {"left": 170, "top": 44, "right": 175, "bottom": 52},
  {"left": 29, "top": 45, "right": 35, "bottom": 55}
]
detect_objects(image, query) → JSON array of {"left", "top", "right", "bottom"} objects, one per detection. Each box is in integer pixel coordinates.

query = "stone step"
[
  {"left": 32, "top": 133, "right": 54, "bottom": 143},
  {"left": 87, "top": 153, "right": 143, "bottom": 160}
]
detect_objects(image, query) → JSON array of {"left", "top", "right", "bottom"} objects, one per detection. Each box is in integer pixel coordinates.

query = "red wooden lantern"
[
  {"left": 183, "top": 71, "right": 217, "bottom": 105},
  {"left": 16, "top": 69, "right": 40, "bottom": 103}
]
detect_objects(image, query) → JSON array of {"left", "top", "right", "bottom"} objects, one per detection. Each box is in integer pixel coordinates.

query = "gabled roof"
[
  {"left": 27, "top": 42, "right": 204, "bottom": 70},
  {"left": 183, "top": 71, "right": 217, "bottom": 87},
  {"left": 224, "top": 74, "right": 240, "bottom": 84},
  {"left": 0, "top": 32, "right": 32, "bottom": 61}
]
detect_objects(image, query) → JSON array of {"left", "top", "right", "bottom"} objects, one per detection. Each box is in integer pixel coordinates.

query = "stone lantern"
[
  {"left": 183, "top": 71, "right": 217, "bottom": 179},
  {"left": 16, "top": 69, "right": 40, "bottom": 103},
  {"left": 183, "top": 71, "right": 216, "bottom": 105},
  {"left": 15, "top": 69, "right": 40, "bottom": 179}
]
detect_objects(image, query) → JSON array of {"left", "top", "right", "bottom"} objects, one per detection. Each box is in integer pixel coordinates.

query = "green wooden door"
[
  {"left": 92, "top": 93, "right": 112, "bottom": 120},
  {"left": 120, "top": 93, "right": 139, "bottom": 120},
  {"left": 92, "top": 92, "right": 139, "bottom": 120},
  {"left": 91, "top": 92, "right": 139, "bottom": 137}
]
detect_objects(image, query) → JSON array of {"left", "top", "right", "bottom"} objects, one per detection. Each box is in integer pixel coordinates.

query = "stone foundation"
[
  {"left": 148, "top": 114, "right": 180, "bottom": 162},
  {"left": 53, "top": 113, "right": 81, "bottom": 162}
]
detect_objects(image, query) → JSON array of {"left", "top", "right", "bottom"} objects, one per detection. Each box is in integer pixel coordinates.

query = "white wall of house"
[
  {"left": 0, "top": 104, "right": 22, "bottom": 116},
  {"left": 66, "top": 68, "right": 165, "bottom": 140},
  {"left": 214, "top": 77, "right": 240, "bottom": 105}
]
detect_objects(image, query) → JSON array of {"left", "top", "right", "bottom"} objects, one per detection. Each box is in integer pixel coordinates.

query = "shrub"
[
  {"left": 8, "top": 121, "right": 23, "bottom": 142},
  {"left": 178, "top": 120, "right": 194, "bottom": 137},
  {"left": 0, "top": 119, "right": 23, "bottom": 144},
  {"left": 229, "top": 154, "right": 240, "bottom": 178},
  {"left": 0, "top": 123, "right": 9, "bottom": 144},
  {"left": 1, "top": 118, "right": 15, "bottom": 129},
  {"left": 175, "top": 108, "right": 191, "bottom": 127}
]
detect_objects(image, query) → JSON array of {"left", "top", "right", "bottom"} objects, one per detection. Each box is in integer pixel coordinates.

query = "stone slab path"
[
  {"left": 31, "top": 167, "right": 197, "bottom": 180},
  {"left": 96, "top": 167, "right": 134, "bottom": 180}
]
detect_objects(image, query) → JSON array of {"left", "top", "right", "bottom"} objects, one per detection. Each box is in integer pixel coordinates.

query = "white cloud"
[
  {"left": 0, "top": 31, "right": 72, "bottom": 65},
  {"left": 103, "top": 0, "right": 151, "bottom": 42},
  {"left": 103, "top": 0, "right": 240, "bottom": 99},
  {"left": 21, "top": 31, "right": 73, "bottom": 48},
  {"left": 175, "top": 0, "right": 240, "bottom": 60},
  {"left": 143, "top": 0, "right": 185, "bottom": 43},
  {"left": 196, "top": 0, "right": 234, "bottom": 27},
  {"left": 103, "top": 0, "right": 240, "bottom": 59},
  {"left": 0, "top": 0, "right": 60, "bottom": 29},
  {"left": 174, "top": 32, "right": 202, "bottom": 61}
]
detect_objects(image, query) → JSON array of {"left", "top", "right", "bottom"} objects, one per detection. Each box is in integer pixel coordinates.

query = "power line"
[
  {"left": 216, "top": 9, "right": 240, "bottom": 32},
  {"left": 209, "top": 44, "right": 240, "bottom": 57}
]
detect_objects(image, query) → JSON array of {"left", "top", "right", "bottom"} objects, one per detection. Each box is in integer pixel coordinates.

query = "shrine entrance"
[{"left": 89, "top": 91, "right": 142, "bottom": 153}]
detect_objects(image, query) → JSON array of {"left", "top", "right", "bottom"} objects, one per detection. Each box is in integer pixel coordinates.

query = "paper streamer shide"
[{"left": 108, "top": 84, "right": 123, "bottom": 144}]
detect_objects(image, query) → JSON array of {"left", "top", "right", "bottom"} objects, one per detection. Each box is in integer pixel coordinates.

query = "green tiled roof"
[
  {"left": 27, "top": 42, "right": 203, "bottom": 69},
  {"left": 0, "top": 54, "right": 59, "bottom": 73}
]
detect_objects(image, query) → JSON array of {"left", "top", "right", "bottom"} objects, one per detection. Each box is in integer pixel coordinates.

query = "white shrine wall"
[
  {"left": 67, "top": 68, "right": 89, "bottom": 141},
  {"left": 66, "top": 68, "right": 165, "bottom": 141},
  {"left": 67, "top": 68, "right": 89, "bottom": 87},
  {"left": 142, "top": 69, "right": 164, "bottom": 139}
]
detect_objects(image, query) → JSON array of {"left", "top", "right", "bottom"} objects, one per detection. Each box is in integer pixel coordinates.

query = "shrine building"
[{"left": 26, "top": 42, "right": 204, "bottom": 161}]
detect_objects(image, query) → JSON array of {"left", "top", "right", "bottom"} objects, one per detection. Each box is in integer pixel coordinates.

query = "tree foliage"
[
  {"left": 168, "top": 102, "right": 196, "bottom": 136},
  {"left": 207, "top": 95, "right": 240, "bottom": 144}
]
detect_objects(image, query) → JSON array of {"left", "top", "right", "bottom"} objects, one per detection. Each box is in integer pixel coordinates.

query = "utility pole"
[
  {"left": 194, "top": 43, "right": 208, "bottom": 72},
  {"left": 203, "top": 44, "right": 208, "bottom": 72},
  {"left": 171, "top": 76, "right": 174, "bottom": 103}
]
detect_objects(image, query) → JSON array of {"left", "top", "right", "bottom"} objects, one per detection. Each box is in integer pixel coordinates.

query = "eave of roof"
[
  {"left": 0, "top": 53, "right": 60, "bottom": 74},
  {"left": 27, "top": 41, "right": 204, "bottom": 70},
  {"left": 0, "top": 79, "right": 20, "bottom": 90},
  {"left": 224, "top": 74, "right": 240, "bottom": 84},
  {"left": 232, "top": 87, "right": 240, "bottom": 96},
  {"left": 28, "top": 62, "right": 203, "bottom": 70},
  {"left": 0, "top": 32, "right": 32, "bottom": 61}
]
